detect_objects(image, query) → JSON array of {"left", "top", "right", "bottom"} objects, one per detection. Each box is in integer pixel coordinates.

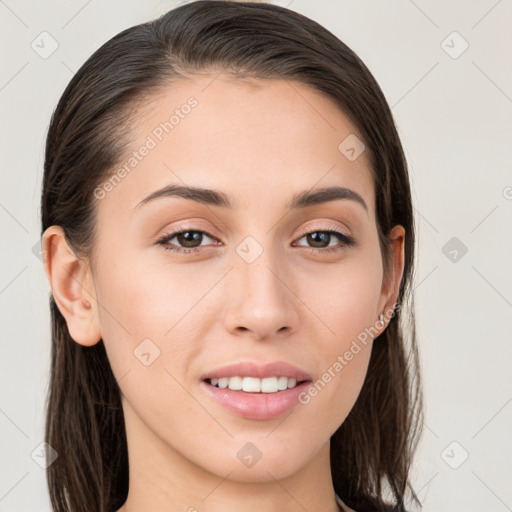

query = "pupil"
[
  {"left": 178, "top": 231, "right": 201, "bottom": 247},
  {"left": 308, "top": 232, "right": 329, "bottom": 248}
]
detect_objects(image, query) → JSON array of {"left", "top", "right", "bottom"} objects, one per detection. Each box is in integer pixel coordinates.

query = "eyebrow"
[{"left": 135, "top": 184, "right": 368, "bottom": 213}]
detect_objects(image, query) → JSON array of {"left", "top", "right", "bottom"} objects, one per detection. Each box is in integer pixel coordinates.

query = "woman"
[{"left": 40, "top": 1, "right": 423, "bottom": 511}]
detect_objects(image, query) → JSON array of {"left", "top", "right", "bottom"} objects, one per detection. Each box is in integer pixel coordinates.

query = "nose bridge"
[
  {"left": 237, "top": 236, "right": 286, "bottom": 308},
  {"left": 240, "top": 242, "right": 282, "bottom": 302}
]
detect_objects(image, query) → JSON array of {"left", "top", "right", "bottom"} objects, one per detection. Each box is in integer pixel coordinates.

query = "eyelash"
[{"left": 156, "top": 225, "right": 356, "bottom": 254}]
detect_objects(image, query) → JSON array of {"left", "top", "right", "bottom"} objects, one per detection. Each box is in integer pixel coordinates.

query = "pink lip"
[
  {"left": 199, "top": 380, "right": 312, "bottom": 420},
  {"left": 199, "top": 360, "right": 313, "bottom": 381}
]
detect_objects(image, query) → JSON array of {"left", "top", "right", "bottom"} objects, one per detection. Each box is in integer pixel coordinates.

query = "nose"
[{"left": 222, "top": 245, "right": 299, "bottom": 341}]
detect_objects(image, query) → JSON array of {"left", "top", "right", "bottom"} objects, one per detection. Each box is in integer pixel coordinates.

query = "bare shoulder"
[{"left": 335, "top": 495, "right": 358, "bottom": 512}]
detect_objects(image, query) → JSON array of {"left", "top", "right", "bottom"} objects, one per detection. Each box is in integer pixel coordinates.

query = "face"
[{"left": 47, "top": 73, "right": 404, "bottom": 485}]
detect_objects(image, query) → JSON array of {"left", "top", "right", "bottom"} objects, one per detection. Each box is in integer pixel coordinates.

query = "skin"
[{"left": 42, "top": 73, "right": 404, "bottom": 512}]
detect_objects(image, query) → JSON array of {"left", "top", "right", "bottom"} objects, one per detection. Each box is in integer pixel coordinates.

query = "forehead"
[{"left": 98, "top": 73, "right": 375, "bottom": 219}]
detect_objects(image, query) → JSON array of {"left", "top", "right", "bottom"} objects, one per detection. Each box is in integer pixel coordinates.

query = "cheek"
[
  {"left": 296, "top": 249, "right": 383, "bottom": 340},
  {"left": 93, "top": 252, "right": 206, "bottom": 434},
  {"left": 96, "top": 244, "right": 191, "bottom": 326},
  {"left": 292, "top": 254, "right": 382, "bottom": 420},
  {"left": 93, "top": 248, "right": 220, "bottom": 379}
]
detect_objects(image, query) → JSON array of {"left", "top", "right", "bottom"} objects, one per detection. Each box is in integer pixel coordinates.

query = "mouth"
[{"left": 203, "top": 376, "right": 311, "bottom": 393}]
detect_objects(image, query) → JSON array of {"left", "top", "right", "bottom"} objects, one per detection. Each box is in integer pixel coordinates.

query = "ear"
[
  {"left": 41, "top": 225, "right": 102, "bottom": 346},
  {"left": 377, "top": 224, "right": 406, "bottom": 327}
]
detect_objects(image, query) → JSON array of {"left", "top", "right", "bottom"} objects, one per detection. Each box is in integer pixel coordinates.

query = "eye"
[
  {"left": 293, "top": 228, "right": 355, "bottom": 253},
  {"left": 157, "top": 227, "right": 220, "bottom": 254}
]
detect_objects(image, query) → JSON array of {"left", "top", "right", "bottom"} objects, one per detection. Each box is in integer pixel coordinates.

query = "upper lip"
[{"left": 200, "top": 360, "right": 313, "bottom": 382}]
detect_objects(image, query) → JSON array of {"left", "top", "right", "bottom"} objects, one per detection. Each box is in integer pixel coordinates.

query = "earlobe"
[{"left": 42, "top": 225, "right": 102, "bottom": 347}]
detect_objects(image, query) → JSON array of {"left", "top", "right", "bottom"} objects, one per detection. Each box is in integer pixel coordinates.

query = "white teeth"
[
  {"left": 208, "top": 376, "right": 302, "bottom": 393},
  {"left": 227, "top": 376, "right": 243, "bottom": 391},
  {"left": 277, "top": 376, "right": 289, "bottom": 390},
  {"left": 242, "top": 377, "right": 261, "bottom": 392}
]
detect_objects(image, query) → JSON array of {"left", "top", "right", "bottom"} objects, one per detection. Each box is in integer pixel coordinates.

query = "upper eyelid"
[
  {"left": 294, "top": 222, "right": 350, "bottom": 238},
  {"left": 159, "top": 224, "right": 351, "bottom": 245}
]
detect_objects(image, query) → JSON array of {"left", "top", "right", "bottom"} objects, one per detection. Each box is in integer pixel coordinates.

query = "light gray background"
[{"left": 1, "top": 1, "right": 511, "bottom": 511}]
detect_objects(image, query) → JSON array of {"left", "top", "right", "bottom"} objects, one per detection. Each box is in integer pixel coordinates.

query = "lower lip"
[{"left": 199, "top": 380, "right": 311, "bottom": 420}]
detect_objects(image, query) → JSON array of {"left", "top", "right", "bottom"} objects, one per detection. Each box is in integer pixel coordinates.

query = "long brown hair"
[{"left": 40, "top": 2, "right": 423, "bottom": 511}]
